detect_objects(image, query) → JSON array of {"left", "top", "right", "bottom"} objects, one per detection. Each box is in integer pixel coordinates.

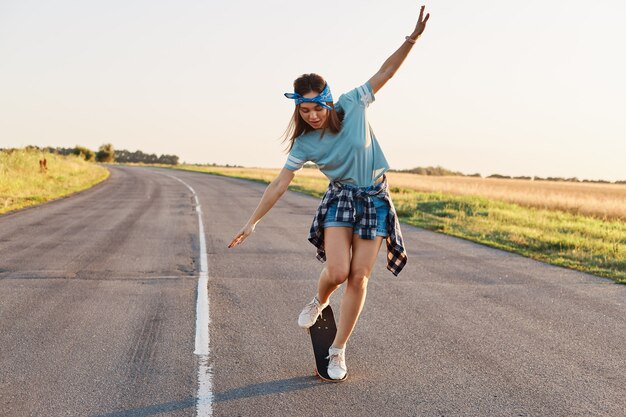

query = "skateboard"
[{"left": 308, "top": 305, "right": 347, "bottom": 382}]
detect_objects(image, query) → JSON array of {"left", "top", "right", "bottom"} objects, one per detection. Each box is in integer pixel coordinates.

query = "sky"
[{"left": 1, "top": 0, "right": 625, "bottom": 181}]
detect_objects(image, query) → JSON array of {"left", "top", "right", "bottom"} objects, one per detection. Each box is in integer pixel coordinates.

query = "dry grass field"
[
  {"left": 387, "top": 172, "right": 626, "bottom": 220},
  {"left": 0, "top": 149, "right": 109, "bottom": 214}
]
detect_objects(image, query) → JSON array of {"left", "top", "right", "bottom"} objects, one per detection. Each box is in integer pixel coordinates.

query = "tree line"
[
  {"left": 1, "top": 144, "right": 179, "bottom": 165},
  {"left": 114, "top": 149, "right": 179, "bottom": 165}
]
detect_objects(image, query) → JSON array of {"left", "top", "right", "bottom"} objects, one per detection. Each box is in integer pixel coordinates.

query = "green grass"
[
  {"left": 0, "top": 148, "right": 109, "bottom": 214},
  {"left": 170, "top": 164, "right": 626, "bottom": 284},
  {"left": 392, "top": 190, "right": 625, "bottom": 283}
]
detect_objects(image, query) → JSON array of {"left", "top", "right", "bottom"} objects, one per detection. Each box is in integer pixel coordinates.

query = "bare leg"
[
  {"left": 333, "top": 234, "right": 384, "bottom": 348},
  {"left": 316, "top": 227, "right": 352, "bottom": 304}
]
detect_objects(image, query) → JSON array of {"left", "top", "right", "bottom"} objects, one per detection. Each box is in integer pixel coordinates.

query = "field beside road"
[
  {"left": 171, "top": 165, "right": 626, "bottom": 283},
  {"left": 0, "top": 148, "right": 109, "bottom": 215}
]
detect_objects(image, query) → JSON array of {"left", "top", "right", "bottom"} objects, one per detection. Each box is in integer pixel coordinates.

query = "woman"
[{"left": 229, "top": 5, "right": 430, "bottom": 381}]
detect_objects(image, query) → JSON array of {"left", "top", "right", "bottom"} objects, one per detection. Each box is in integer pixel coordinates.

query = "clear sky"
[{"left": 1, "top": 0, "right": 625, "bottom": 181}]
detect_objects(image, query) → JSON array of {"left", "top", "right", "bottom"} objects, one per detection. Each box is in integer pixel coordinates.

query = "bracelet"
[{"left": 405, "top": 36, "right": 417, "bottom": 44}]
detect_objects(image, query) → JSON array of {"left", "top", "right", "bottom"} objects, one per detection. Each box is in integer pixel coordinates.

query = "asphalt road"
[{"left": 1, "top": 165, "right": 625, "bottom": 417}]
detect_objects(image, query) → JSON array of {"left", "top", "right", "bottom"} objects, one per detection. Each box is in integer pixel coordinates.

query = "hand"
[
  {"left": 228, "top": 223, "right": 255, "bottom": 248},
  {"left": 411, "top": 5, "right": 430, "bottom": 39}
]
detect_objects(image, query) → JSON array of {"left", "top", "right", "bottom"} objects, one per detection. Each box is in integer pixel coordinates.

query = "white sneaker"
[
  {"left": 326, "top": 346, "right": 347, "bottom": 380},
  {"left": 298, "top": 296, "right": 329, "bottom": 328}
]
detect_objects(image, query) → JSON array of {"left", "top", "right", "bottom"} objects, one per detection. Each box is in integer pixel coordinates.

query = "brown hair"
[{"left": 283, "top": 73, "right": 343, "bottom": 152}]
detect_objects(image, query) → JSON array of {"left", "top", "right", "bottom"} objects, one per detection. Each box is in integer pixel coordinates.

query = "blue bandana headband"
[{"left": 284, "top": 83, "right": 333, "bottom": 110}]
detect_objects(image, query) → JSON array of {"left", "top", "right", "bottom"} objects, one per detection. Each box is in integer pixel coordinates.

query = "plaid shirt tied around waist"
[{"left": 308, "top": 176, "right": 408, "bottom": 276}]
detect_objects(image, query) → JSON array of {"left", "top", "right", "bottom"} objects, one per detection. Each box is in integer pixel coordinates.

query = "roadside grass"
[
  {"left": 170, "top": 165, "right": 626, "bottom": 284},
  {"left": 0, "top": 149, "right": 109, "bottom": 215},
  {"left": 392, "top": 190, "right": 625, "bottom": 283}
]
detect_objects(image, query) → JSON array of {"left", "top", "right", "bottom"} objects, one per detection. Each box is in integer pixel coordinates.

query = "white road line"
[{"left": 167, "top": 175, "right": 213, "bottom": 417}]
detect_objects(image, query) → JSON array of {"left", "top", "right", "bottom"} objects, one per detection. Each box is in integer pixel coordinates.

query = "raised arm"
[
  {"left": 228, "top": 167, "right": 296, "bottom": 248},
  {"left": 368, "top": 5, "right": 430, "bottom": 95}
]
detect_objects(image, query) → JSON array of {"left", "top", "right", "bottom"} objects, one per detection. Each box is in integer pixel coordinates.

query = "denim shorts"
[{"left": 322, "top": 196, "right": 389, "bottom": 237}]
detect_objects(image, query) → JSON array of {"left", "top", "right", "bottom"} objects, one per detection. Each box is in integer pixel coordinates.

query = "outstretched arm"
[
  {"left": 368, "top": 5, "right": 430, "bottom": 95},
  {"left": 228, "top": 167, "right": 295, "bottom": 248}
]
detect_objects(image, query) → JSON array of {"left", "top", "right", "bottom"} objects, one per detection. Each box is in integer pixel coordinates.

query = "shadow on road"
[
  {"left": 214, "top": 375, "right": 320, "bottom": 402},
  {"left": 90, "top": 376, "right": 320, "bottom": 416},
  {"left": 90, "top": 398, "right": 196, "bottom": 417}
]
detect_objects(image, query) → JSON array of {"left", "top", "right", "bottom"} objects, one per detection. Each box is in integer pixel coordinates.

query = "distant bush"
[
  {"left": 96, "top": 143, "right": 115, "bottom": 163},
  {"left": 72, "top": 145, "right": 95, "bottom": 161},
  {"left": 582, "top": 179, "right": 610, "bottom": 184},
  {"left": 488, "top": 174, "right": 512, "bottom": 179},
  {"left": 394, "top": 166, "right": 464, "bottom": 176},
  {"left": 115, "top": 149, "right": 179, "bottom": 165},
  {"left": 188, "top": 162, "right": 242, "bottom": 168},
  {"left": 547, "top": 177, "right": 576, "bottom": 182},
  {"left": 532, "top": 176, "right": 581, "bottom": 183}
]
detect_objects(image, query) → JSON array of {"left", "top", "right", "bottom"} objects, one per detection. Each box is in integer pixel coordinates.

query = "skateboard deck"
[{"left": 308, "top": 305, "right": 347, "bottom": 382}]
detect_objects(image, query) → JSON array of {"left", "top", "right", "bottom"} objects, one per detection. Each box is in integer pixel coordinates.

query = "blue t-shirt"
[{"left": 284, "top": 82, "right": 390, "bottom": 187}]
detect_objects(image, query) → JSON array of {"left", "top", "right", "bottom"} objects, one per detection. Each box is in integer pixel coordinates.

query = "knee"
[
  {"left": 325, "top": 264, "right": 349, "bottom": 286},
  {"left": 347, "top": 268, "right": 370, "bottom": 290}
]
